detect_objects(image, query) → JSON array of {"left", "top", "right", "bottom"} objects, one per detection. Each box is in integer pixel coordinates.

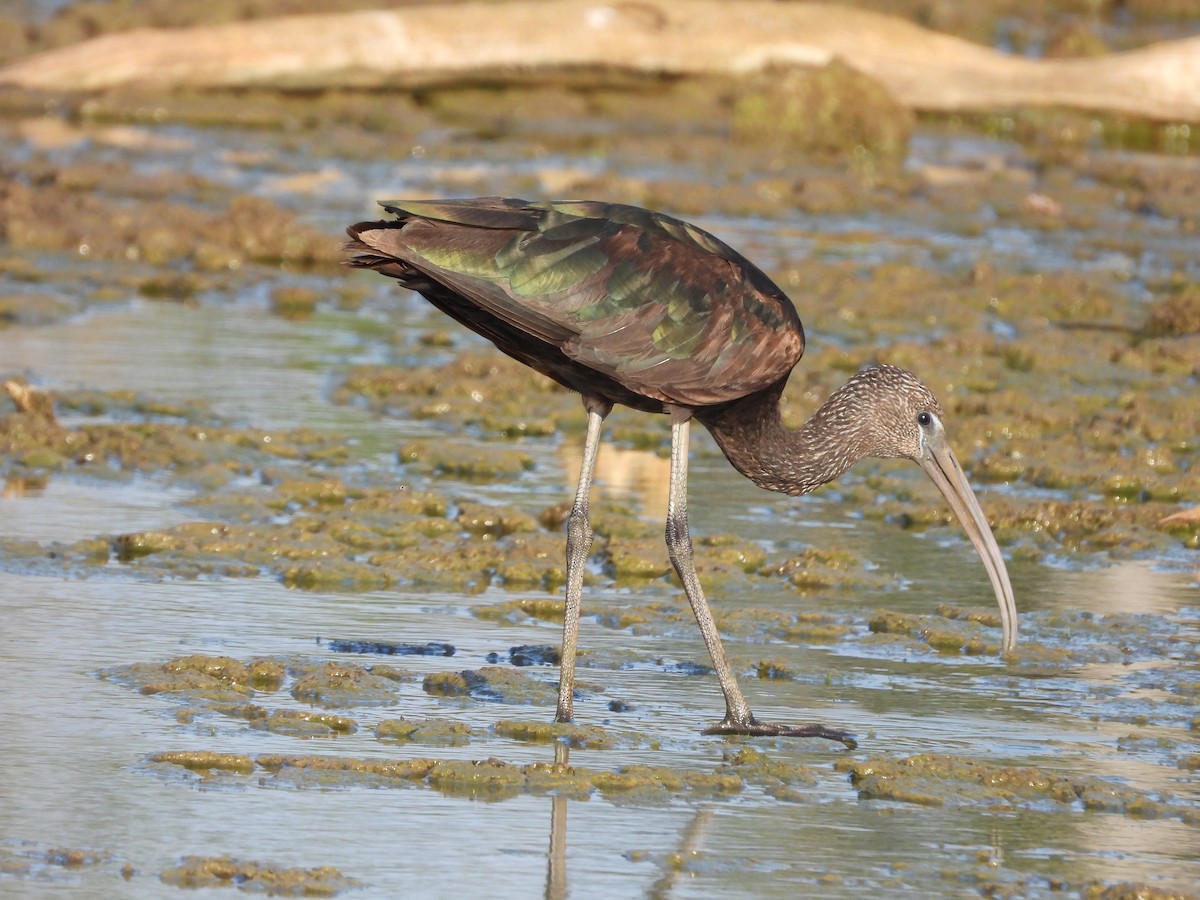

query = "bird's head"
[
  {"left": 831, "top": 364, "right": 946, "bottom": 462},
  {"left": 823, "top": 364, "right": 1017, "bottom": 653}
]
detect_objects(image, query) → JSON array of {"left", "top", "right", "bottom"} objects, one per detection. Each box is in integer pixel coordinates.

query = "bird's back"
[{"left": 346, "top": 198, "right": 805, "bottom": 411}]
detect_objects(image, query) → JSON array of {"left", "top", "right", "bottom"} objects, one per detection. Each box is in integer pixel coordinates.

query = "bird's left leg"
[
  {"left": 664, "top": 411, "right": 856, "bottom": 748},
  {"left": 555, "top": 397, "right": 610, "bottom": 724}
]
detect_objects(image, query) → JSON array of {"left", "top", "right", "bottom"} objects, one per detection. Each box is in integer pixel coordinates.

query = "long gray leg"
[
  {"left": 555, "top": 398, "right": 609, "bottom": 723},
  {"left": 664, "top": 413, "right": 856, "bottom": 748},
  {"left": 664, "top": 415, "right": 755, "bottom": 725}
]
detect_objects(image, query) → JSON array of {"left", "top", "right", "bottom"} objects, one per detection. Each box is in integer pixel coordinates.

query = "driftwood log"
[{"left": 2, "top": 0, "right": 1199, "bottom": 120}]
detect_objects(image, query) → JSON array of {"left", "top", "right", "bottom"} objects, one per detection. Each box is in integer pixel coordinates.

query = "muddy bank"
[
  {"left": 4, "top": 1, "right": 1200, "bottom": 123},
  {"left": 5, "top": 0, "right": 1198, "bottom": 62}
]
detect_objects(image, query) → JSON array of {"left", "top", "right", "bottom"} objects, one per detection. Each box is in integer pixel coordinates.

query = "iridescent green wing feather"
[{"left": 376, "top": 199, "right": 805, "bottom": 407}]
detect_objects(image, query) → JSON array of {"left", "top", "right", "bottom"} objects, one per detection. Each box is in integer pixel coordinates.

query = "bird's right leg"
[
  {"left": 665, "top": 413, "right": 856, "bottom": 749},
  {"left": 555, "top": 398, "right": 610, "bottom": 723}
]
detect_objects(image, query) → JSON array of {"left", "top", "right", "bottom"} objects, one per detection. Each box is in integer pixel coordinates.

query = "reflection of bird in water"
[{"left": 348, "top": 197, "right": 1017, "bottom": 747}]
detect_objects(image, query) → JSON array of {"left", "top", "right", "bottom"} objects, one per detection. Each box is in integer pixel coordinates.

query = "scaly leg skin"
[
  {"left": 555, "top": 399, "right": 609, "bottom": 724},
  {"left": 664, "top": 413, "right": 857, "bottom": 750}
]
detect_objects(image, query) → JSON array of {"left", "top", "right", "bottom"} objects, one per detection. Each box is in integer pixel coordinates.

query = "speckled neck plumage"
[{"left": 699, "top": 379, "right": 865, "bottom": 497}]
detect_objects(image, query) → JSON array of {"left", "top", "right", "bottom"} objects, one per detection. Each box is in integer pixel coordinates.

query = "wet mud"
[
  {"left": 160, "top": 856, "right": 361, "bottom": 895},
  {"left": 838, "top": 753, "right": 1200, "bottom": 822}
]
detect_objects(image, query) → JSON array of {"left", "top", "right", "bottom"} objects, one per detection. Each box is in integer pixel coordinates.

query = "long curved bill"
[{"left": 918, "top": 432, "right": 1018, "bottom": 654}]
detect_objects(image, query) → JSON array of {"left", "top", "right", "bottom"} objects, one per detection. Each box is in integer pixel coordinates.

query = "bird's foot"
[{"left": 702, "top": 716, "right": 857, "bottom": 749}]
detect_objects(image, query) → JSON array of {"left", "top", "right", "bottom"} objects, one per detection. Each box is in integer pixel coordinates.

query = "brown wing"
[{"left": 346, "top": 198, "right": 805, "bottom": 408}]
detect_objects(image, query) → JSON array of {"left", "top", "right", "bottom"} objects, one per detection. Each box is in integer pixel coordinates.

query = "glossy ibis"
[{"left": 346, "top": 198, "right": 1018, "bottom": 747}]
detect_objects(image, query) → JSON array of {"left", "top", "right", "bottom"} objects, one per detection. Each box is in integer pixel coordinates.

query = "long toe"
[{"left": 702, "top": 718, "right": 857, "bottom": 749}]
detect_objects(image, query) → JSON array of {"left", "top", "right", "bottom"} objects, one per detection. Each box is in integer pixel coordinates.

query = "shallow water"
[
  {"left": 1, "top": 22, "right": 1199, "bottom": 898},
  {"left": 1, "top": 293, "right": 1197, "bottom": 897}
]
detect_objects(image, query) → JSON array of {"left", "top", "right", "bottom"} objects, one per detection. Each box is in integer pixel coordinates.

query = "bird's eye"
[{"left": 917, "top": 411, "right": 934, "bottom": 428}]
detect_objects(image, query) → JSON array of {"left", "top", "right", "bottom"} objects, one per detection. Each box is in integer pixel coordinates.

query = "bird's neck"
[{"left": 698, "top": 381, "right": 864, "bottom": 497}]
